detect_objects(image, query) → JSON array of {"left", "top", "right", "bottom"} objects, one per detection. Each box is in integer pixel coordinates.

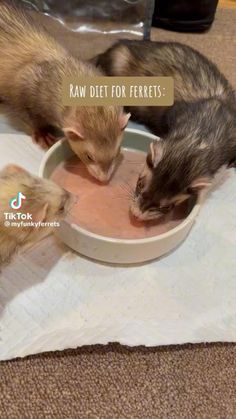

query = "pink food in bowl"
[{"left": 51, "top": 149, "right": 190, "bottom": 240}]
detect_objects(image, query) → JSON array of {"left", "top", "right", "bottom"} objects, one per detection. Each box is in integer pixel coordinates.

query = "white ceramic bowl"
[{"left": 39, "top": 128, "right": 201, "bottom": 264}]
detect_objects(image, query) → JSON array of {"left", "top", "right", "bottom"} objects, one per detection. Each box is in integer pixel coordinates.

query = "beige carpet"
[
  {"left": 1, "top": 7, "right": 236, "bottom": 419},
  {"left": 151, "top": 8, "right": 236, "bottom": 88},
  {"left": 1, "top": 343, "right": 236, "bottom": 418}
]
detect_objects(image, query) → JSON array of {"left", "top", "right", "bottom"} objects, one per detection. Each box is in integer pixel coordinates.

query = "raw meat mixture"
[{"left": 51, "top": 149, "right": 190, "bottom": 239}]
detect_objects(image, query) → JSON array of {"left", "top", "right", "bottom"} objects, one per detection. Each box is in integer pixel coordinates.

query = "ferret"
[
  {"left": 0, "top": 164, "right": 71, "bottom": 266},
  {"left": 96, "top": 40, "right": 236, "bottom": 220},
  {"left": 0, "top": 1, "right": 130, "bottom": 183}
]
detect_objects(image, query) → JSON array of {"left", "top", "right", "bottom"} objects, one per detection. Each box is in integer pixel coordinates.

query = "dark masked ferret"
[
  {"left": 0, "top": 164, "right": 71, "bottom": 266},
  {"left": 0, "top": 2, "right": 130, "bottom": 183},
  {"left": 97, "top": 41, "right": 236, "bottom": 220}
]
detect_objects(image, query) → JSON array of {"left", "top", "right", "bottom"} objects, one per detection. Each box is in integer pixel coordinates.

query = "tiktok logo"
[{"left": 9, "top": 192, "right": 26, "bottom": 210}]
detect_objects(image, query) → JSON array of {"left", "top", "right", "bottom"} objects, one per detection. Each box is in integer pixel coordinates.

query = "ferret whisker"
[
  {"left": 125, "top": 161, "right": 144, "bottom": 165},
  {"left": 111, "top": 196, "right": 131, "bottom": 202},
  {"left": 115, "top": 189, "right": 133, "bottom": 201},
  {"left": 121, "top": 188, "right": 133, "bottom": 198},
  {"left": 64, "top": 165, "right": 81, "bottom": 169},
  {"left": 119, "top": 184, "right": 133, "bottom": 198},
  {"left": 66, "top": 210, "right": 73, "bottom": 216},
  {"left": 115, "top": 190, "right": 131, "bottom": 198},
  {"left": 125, "top": 161, "right": 143, "bottom": 163},
  {"left": 121, "top": 180, "right": 135, "bottom": 195},
  {"left": 125, "top": 159, "right": 144, "bottom": 162}
]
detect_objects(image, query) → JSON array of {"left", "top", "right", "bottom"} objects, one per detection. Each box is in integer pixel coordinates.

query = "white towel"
[{"left": 0, "top": 134, "right": 235, "bottom": 361}]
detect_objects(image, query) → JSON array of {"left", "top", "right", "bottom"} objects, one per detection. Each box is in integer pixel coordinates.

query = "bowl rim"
[{"left": 39, "top": 127, "right": 201, "bottom": 245}]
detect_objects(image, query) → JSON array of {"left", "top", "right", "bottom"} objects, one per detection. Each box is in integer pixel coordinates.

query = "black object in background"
[{"left": 152, "top": 0, "right": 219, "bottom": 32}]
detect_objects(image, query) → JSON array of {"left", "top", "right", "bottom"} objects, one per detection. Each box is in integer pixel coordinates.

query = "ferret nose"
[
  {"left": 130, "top": 201, "right": 143, "bottom": 219},
  {"left": 98, "top": 173, "right": 110, "bottom": 183},
  {"left": 97, "top": 168, "right": 114, "bottom": 183},
  {"left": 98, "top": 161, "right": 116, "bottom": 182}
]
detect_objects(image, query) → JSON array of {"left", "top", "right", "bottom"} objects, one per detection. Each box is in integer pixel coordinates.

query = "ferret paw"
[{"left": 32, "top": 132, "right": 57, "bottom": 150}]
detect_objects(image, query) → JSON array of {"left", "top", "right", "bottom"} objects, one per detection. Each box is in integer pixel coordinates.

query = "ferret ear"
[
  {"left": 149, "top": 140, "right": 163, "bottom": 168},
  {"left": 64, "top": 128, "right": 84, "bottom": 142},
  {"left": 32, "top": 203, "right": 49, "bottom": 223},
  {"left": 188, "top": 177, "right": 212, "bottom": 192},
  {"left": 119, "top": 112, "right": 131, "bottom": 130},
  {"left": 1, "top": 164, "right": 27, "bottom": 175}
]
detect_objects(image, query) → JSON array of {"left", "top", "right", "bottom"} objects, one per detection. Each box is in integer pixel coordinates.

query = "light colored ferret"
[
  {"left": 0, "top": 164, "right": 71, "bottom": 266},
  {"left": 0, "top": 1, "right": 130, "bottom": 182}
]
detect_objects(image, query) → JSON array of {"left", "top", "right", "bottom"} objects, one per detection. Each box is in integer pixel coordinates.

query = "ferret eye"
[
  {"left": 186, "top": 187, "right": 194, "bottom": 195},
  {"left": 148, "top": 206, "right": 158, "bottom": 212},
  {"left": 159, "top": 204, "right": 174, "bottom": 214},
  {"left": 86, "top": 153, "right": 94, "bottom": 162},
  {"left": 58, "top": 205, "right": 65, "bottom": 214}
]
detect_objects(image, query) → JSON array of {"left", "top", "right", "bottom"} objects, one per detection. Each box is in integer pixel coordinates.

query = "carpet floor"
[
  {"left": 1, "top": 343, "right": 236, "bottom": 418},
  {"left": 1, "top": 7, "right": 236, "bottom": 419}
]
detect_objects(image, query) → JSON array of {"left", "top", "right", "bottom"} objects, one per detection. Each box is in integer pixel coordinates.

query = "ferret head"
[
  {"left": 131, "top": 139, "right": 212, "bottom": 221},
  {"left": 131, "top": 98, "right": 236, "bottom": 221},
  {"left": 0, "top": 165, "right": 72, "bottom": 248},
  {"left": 63, "top": 106, "right": 130, "bottom": 182}
]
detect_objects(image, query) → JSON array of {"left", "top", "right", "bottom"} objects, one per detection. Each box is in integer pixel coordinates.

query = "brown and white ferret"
[
  {"left": 0, "top": 1, "right": 130, "bottom": 182},
  {"left": 97, "top": 41, "right": 236, "bottom": 220},
  {"left": 0, "top": 164, "right": 71, "bottom": 266}
]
